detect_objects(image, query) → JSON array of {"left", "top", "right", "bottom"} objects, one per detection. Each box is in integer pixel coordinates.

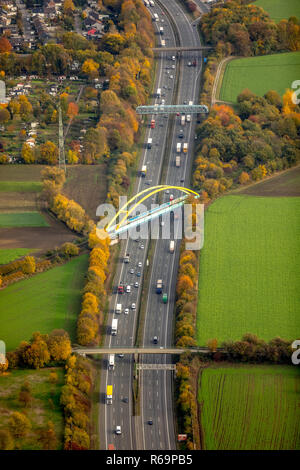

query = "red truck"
[
  {"left": 150, "top": 119, "right": 155, "bottom": 129},
  {"left": 118, "top": 285, "right": 124, "bottom": 294}
]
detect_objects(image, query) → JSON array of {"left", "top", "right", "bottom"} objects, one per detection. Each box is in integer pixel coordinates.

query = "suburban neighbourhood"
[{"left": 0, "top": 0, "right": 299, "bottom": 455}]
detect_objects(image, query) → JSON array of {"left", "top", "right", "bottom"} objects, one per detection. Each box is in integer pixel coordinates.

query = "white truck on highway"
[
  {"left": 159, "top": 27, "right": 164, "bottom": 35},
  {"left": 176, "top": 142, "right": 181, "bottom": 153},
  {"left": 108, "top": 354, "right": 115, "bottom": 370},
  {"left": 176, "top": 156, "right": 181, "bottom": 167},
  {"left": 188, "top": 100, "right": 193, "bottom": 106},
  {"left": 156, "top": 88, "right": 161, "bottom": 98},
  {"left": 186, "top": 114, "right": 191, "bottom": 122},
  {"left": 169, "top": 240, "right": 175, "bottom": 253},
  {"left": 180, "top": 115, "right": 185, "bottom": 126},
  {"left": 141, "top": 165, "right": 147, "bottom": 177},
  {"left": 147, "top": 137, "right": 152, "bottom": 149},
  {"left": 183, "top": 143, "right": 188, "bottom": 153},
  {"left": 156, "top": 279, "right": 163, "bottom": 294},
  {"left": 111, "top": 319, "right": 118, "bottom": 335},
  {"left": 124, "top": 253, "right": 130, "bottom": 263},
  {"left": 115, "top": 304, "right": 122, "bottom": 314}
]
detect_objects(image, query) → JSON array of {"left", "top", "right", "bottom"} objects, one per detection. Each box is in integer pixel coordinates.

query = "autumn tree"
[
  {"left": 82, "top": 59, "right": 99, "bottom": 80},
  {"left": 22, "top": 332, "right": 50, "bottom": 369},
  {"left": 18, "top": 381, "right": 32, "bottom": 408},
  {"left": 47, "top": 329, "right": 72, "bottom": 362},
  {"left": 38, "top": 421, "right": 57, "bottom": 450},
  {"left": 0, "top": 36, "right": 12, "bottom": 53},
  {"left": 0, "top": 430, "right": 14, "bottom": 450},
  {"left": 0, "top": 107, "right": 10, "bottom": 124},
  {"left": 238, "top": 171, "right": 250, "bottom": 185},
  {"left": 207, "top": 338, "right": 218, "bottom": 352},
  {"left": 21, "top": 143, "right": 35, "bottom": 164},
  {"left": 39, "top": 141, "right": 58, "bottom": 165},
  {"left": 21, "top": 256, "right": 36, "bottom": 274},
  {"left": 0, "top": 354, "right": 8, "bottom": 374},
  {"left": 177, "top": 275, "right": 193, "bottom": 296},
  {"left": 67, "top": 102, "right": 79, "bottom": 119},
  {"left": 18, "top": 95, "right": 33, "bottom": 121},
  {"left": 9, "top": 412, "right": 31, "bottom": 438},
  {"left": 64, "top": 0, "right": 75, "bottom": 13}
]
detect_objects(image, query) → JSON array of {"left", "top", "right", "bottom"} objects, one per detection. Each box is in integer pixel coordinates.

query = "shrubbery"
[{"left": 61, "top": 354, "right": 92, "bottom": 450}]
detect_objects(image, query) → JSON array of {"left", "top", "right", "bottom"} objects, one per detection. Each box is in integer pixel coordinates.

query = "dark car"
[
  {"left": 123, "top": 397, "right": 129, "bottom": 403},
  {"left": 148, "top": 419, "right": 153, "bottom": 425},
  {"left": 153, "top": 336, "right": 158, "bottom": 344}
]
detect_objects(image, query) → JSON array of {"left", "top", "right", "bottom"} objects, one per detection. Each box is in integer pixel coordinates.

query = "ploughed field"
[
  {"left": 219, "top": 52, "right": 300, "bottom": 103},
  {"left": 197, "top": 195, "right": 300, "bottom": 345},
  {"left": 198, "top": 364, "right": 300, "bottom": 450}
]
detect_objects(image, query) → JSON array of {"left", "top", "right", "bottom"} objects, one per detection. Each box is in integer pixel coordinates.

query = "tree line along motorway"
[{"left": 99, "top": 0, "right": 204, "bottom": 451}]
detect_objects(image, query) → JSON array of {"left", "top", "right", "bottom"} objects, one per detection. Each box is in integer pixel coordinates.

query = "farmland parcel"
[
  {"left": 198, "top": 365, "right": 300, "bottom": 450},
  {"left": 0, "top": 254, "right": 88, "bottom": 351},
  {"left": 219, "top": 52, "right": 300, "bottom": 103},
  {"left": 197, "top": 195, "right": 300, "bottom": 345},
  {"left": 255, "top": 0, "right": 300, "bottom": 22}
]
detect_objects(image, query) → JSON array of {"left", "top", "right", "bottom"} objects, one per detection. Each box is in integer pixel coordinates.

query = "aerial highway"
[
  {"left": 99, "top": 0, "right": 204, "bottom": 450},
  {"left": 139, "top": 0, "right": 203, "bottom": 451}
]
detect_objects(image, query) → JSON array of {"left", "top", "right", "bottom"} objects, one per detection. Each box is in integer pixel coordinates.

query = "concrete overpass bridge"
[{"left": 72, "top": 347, "right": 223, "bottom": 355}]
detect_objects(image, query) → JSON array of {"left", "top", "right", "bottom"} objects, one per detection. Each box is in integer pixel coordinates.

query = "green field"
[
  {"left": 0, "top": 248, "right": 32, "bottom": 264},
  {"left": 255, "top": 0, "right": 300, "bottom": 22},
  {"left": 0, "top": 254, "right": 88, "bottom": 350},
  {"left": 197, "top": 195, "right": 300, "bottom": 345},
  {"left": 0, "top": 368, "right": 64, "bottom": 450},
  {"left": 198, "top": 365, "right": 300, "bottom": 450},
  {"left": 0, "top": 182, "right": 42, "bottom": 192},
  {"left": 219, "top": 52, "right": 300, "bottom": 102},
  {"left": 0, "top": 212, "right": 49, "bottom": 227}
]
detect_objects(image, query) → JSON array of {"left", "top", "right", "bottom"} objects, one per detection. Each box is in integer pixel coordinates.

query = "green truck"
[{"left": 162, "top": 293, "right": 168, "bottom": 304}]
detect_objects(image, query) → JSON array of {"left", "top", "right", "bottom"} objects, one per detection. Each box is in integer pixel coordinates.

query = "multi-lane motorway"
[{"left": 99, "top": 0, "right": 205, "bottom": 450}]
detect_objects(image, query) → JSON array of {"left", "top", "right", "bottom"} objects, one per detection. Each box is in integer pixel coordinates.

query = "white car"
[
  {"left": 138, "top": 262, "right": 142, "bottom": 267},
  {"left": 131, "top": 303, "right": 136, "bottom": 310},
  {"left": 140, "top": 244, "right": 144, "bottom": 250},
  {"left": 124, "top": 308, "right": 129, "bottom": 315},
  {"left": 126, "top": 285, "right": 131, "bottom": 293},
  {"left": 115, "top": 426, "right": 121, "bottom": 435},
  {"left": 134, "top": 282, "right": 139, "bottom": 288},
  {"left": 171, "top": 64, "right": 175, "bottom": 69}
]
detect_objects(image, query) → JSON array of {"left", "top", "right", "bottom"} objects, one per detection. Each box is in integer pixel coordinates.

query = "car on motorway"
[
  {"left": 131, "top": 303, "right": 136, "bottom": 310},
  {"left": 140, "top": 244, "right": 144, "bottom": 249},
  {"left": 178, "top": 130, "right": 184, "bottom": 138},
  {"left": 137, "top": 272, "right": 141, "bottom": 277},
  {"left": 170, "top": 194, "right": 174, "bottom": 201},
  {"left": 148, "top": 419, "right": 153, "bottom": 425},
  {"left": 124, "top": 308, "right": 129, "bottom": 315},
  {"left": 118, "top": 354, "right": 124, "bottom": 358},
  {"left": 123, "top": 397, "right": 129, "bottom": 403},
  {"left": 171, "top": 64, "right": 175, "bottom": 69},
  {"left": 115, "top": 426, "right": 122, "bottom": 435},
  {"left": 138, "top": 261, "right": 142, "bottom": 267},
  {"left": 126, "top": 285, "right": 131, "bottom": 293},
  {"left": 134, "top": 282, "right": 139, "bottom": 288},
  {"left": 130, "top": 268, "right": 134, "bottom": 274},
  {"left": 153, "top": 336, "right": 158, "bottom": 344},
  {"left": 180, "top": 178, "right": 184, "bottom": 183}
]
